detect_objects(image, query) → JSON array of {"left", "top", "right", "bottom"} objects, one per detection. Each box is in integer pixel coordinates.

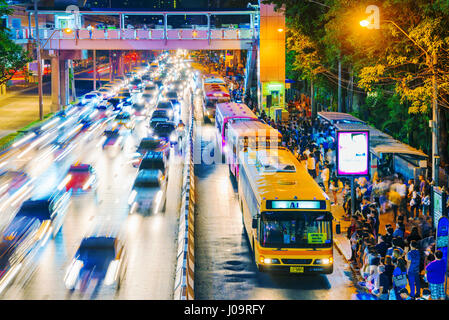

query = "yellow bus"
[{"left": 238, "top": 147, "right": 333, "bottom": 274}]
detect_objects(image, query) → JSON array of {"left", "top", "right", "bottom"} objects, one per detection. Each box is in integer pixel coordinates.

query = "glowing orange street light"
[
  {"left": 192, "top": 30, "right": 198, "bottom": 38},
  {"left": 277, "top": 28, "right": 284, "bottom": 32},
  {"left": 63, "top": 27, "right": 73, "bottom": 34},
  {"left": 359, "top": 20, "right": 369, "bottom": 27}
]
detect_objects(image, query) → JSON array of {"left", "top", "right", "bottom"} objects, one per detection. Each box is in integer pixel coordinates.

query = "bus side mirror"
[{"left": 252, "top": 218, "right": 258, "bottom": 229}]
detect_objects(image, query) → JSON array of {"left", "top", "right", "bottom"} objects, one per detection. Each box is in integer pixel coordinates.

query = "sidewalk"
[{"left": 331, "top": 195, "right": 432, "bottom": 298}]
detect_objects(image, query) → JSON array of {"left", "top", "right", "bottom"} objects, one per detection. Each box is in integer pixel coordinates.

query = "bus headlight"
[
  {"left": 314, "top": 258, "right": 332, "bottom": 265},
  {"left": 263, "top": 258, "right": 280, "bottom": 264}
]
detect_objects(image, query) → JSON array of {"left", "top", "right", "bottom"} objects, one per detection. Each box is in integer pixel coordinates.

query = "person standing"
[
  {"left": 425, "top": 250, "right": 447, "bottom": 300},
  {"left": 391, "top": 257, "right": 408, "bottom": 300},
  {"left": 406, "top": 240, "right": 421, "bottom": 298},
  {"left": 321, "top": 164, "right": 330, "bottom": 193},
  {"left": 307, "top": 153, "right": 316, "bottom": 179},
  {"left": 397, "top": 179, "right": 407, "bottom": 218},
  {"left": 388, "top": 187, "right": 402, "bottom": 223}
]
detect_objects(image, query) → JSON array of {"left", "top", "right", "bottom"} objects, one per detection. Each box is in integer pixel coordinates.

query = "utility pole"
[
  {"left": 338, "top": 59, "right": 342, "bottom": 113},
  {"left": 311, "top": 78, "right": 315, "bottom": 119},
  {"left": 93, "top": 49, "right": 97, "bottom": 90},
  {"left": 34, "top": 0, "right": 43, "bottom": 120},
  {"left": 432, "top": 50, "right": 440, "bottom": 186}
]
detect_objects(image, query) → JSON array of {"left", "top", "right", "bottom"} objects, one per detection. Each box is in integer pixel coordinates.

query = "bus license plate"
[{"left": 290, "top": 266, "right": 304, "bottom": 273}]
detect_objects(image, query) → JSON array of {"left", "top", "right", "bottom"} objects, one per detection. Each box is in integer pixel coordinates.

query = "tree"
[
  {"left": 263, "top": 0, "right": 449, "bottom": 166},
  {"left": 0, "top": 0, "right": 32, "bottom": 86}
]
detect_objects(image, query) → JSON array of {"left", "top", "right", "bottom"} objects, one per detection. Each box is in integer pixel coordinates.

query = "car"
[
  {"left": 59, "top": 164, "right": 97, "bottom": 193},
  {"left": 155, "top": 100, "right": 175, "bottom": 119},
  {"left": 0, "top": 214, "right": 43, "bottom": 294},
  {"left": 94, "top": 101, "right": 113, "bottom": 119},
  {"left": 129, "top": 79, "right": 143, "bottom": 93},
  {"left": 131, "top": 102, "right": 148, "bottom": 120},
  {"left": 149, "top": 111, "right": 171, "bottom": 127},
  {"left": 97, "top": 87, "right": 114, "bottom": 99},
  {"left": 128, "top": 169, "right": 167, "bottom": 215},
  {"left": 138, "top": 151, "right": 167, "bottom": 174},
  {"left": 0, "top": 170, "right": 32, "bottom": 201},
  {"left": 16, "top": 189, "right": 71, "bottom": 239},
  {"left": 143, "top": 84, "right": 158, "bottom": 94},
  {"left": 108, "top": 97, "right": 124, "bottom": 112},
  {"left": 102, "top": 129, "right": 125, "bottom": 150},
  {"left": 162, "top": 90, "right": 181, "bottom": 114},
  {"left": 130, "top": 137, "right": 170, "bottom": 167},
  {"left": 80, "top": 93, "right": 101, "bottom": 106},
  {"left": 151, "top": 122, "right": 178, "bottom": 145},
  {"left": 119, "top": 92, "right": 133, "bottom": 103},
  {"left": 114, "top": 112, "right": 135, "bottom": 130},
  {"left": 64, "top": 235, "right": 127, "bottom": 291},
  {"left": 139, "top": 92, "right": 157, "bottom": 106}
]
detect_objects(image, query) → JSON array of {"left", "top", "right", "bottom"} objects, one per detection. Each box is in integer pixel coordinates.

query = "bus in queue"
[
  {"left": 238, "top": 147, "right": 333, "bottom": 274},
  {"left": 203, "top": 83, "right": 230, "bottom": 118},
  {"left": 226, "top": 121, "right": 282, "bottom": 179},
  {"left": 215, "top": 102, "right": 258, "bottom": 155}
]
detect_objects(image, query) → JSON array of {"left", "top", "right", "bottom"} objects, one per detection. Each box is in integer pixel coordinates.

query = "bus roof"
[
  {"left": 228, "top": 121, "right": 282, "bottom": 139},
  {"left": 204, "top": 83, "right": 230, "bottom": 97},
  {"left": 240, "top": 147, "right": 329, "bottom": 204},
  {"left": 318, "top": 111, "right": 427, "bottom": 158},
  {"left": 216, "top": 102, "right": 258, "bottom": 120}
]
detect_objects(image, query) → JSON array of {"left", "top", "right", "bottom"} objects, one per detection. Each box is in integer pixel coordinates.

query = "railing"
[{"left": 11, "top": 27, "right": 256, "bottom": 41}]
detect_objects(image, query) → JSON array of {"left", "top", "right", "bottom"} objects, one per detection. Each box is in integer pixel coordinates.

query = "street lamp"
[{"left": 360, "top": 19, "right": 439, "bottom": 186}]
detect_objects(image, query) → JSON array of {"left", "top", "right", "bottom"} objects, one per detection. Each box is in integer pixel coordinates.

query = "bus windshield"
[{"left": 260, "top": 211, "right": 332, "bottom": 249}]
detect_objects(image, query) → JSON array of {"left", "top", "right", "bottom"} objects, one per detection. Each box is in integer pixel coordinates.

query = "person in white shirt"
[{"left": 321, "top": 164, "right": 330, "bottom": 193}]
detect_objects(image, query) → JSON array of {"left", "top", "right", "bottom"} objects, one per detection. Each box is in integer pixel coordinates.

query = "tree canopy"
[
  {"left": 262, "top": 0, "right": 449, "bottom": 165},
  {"left": 0, "top": 0, "right": 31, "bottom": 86}
]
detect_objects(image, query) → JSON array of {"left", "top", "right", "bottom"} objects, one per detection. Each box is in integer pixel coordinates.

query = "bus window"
[{"left": 260, "top": 212, "right": 332, "bottom": 248}]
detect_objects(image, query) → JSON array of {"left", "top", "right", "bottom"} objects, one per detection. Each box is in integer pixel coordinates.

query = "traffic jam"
[{"left": 0, "top": 51, "right": 195, "bottom": 297}]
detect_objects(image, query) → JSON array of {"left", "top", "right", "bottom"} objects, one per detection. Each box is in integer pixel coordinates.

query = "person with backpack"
[{"left": 390, "top": 257, "right": 408, "bottom": 300}]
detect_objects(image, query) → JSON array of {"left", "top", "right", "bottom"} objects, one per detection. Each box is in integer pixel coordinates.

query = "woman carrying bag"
[{"left": 390, "top": 257, "right": 408, "bottom": 300}]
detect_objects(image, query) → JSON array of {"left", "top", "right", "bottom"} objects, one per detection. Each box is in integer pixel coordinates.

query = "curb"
[
  {"left": 333, "top": 230, "right": 373, "bottom": 296},
  {"left": 173, "top": 95, "right": 196, "bottom": 300}
]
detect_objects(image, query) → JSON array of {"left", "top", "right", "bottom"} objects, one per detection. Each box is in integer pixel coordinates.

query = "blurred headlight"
[
  {"left": 170, "top": 133, "right": 177, "bottom": 142},
  {"left": 314, "top": 258, "right": 332, "bottom": 265},
  {"left": 263, "top": 258, "right": 280, "bottom": 264}
]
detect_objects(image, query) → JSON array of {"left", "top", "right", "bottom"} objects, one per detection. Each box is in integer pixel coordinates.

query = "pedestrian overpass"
[{"left": 11, "top": 5, "right": 285, "bottom": 116}]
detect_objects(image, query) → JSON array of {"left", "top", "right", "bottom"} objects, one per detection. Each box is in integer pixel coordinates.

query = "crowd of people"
[{"left": 251, "top": 94, "right": 449, "bottom": 300}]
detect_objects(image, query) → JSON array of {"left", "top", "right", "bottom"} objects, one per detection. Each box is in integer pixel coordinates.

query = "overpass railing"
[{"left": 11, "top": 27, "right": 256, "bottom": 41}]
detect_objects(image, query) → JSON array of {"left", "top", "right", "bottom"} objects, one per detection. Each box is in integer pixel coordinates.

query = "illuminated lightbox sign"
[
  {"left": 337, "top": 130, "right": 370, "bottom": 176},
  {"left": 267, "top": 200, "right": 325, "bottom": 210}
]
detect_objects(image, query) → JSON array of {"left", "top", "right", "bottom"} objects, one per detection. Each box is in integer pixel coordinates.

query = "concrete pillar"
[
  {"left": 60, "top": 58, "right": 69, "bottom": 107},
  {"left": 51, "top": 55, "right": 60, "bottom": 112}
]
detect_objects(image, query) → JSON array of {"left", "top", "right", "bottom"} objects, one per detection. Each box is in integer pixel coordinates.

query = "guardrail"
[{"left": 173, "top": 94, "right": 195, "bottom": 300}]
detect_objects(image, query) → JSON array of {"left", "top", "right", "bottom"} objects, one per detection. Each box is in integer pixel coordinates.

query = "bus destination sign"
[{"left": 267, "top": 200, "right": 325, "bottom": 210}]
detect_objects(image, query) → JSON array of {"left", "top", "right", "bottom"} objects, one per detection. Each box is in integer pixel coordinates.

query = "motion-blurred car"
[
  {"left": 151, "top": 122, "right": 178, "bottom": 146},
  {"left": 162, "top": 90, "right": 181, "bottom": 115},
  {"left": 16, "top": 189, "right": 71, "bottom": 239},
  {"left": 151, "top": 108, "right": 173, "bottom": 122},
  {"left": 155, "top": 100, "right": 174, "bottom": 118},
  {"left": 97, "top": 87, "right": 114, "bottom": 99},
  {"left": 81, "top": 93, "right": 101, "bottom": 106},
  {"left": 108, "top": 97, "right": 124, "bottom": 112},
  {"left": 131, "top": 102, "right": 148, "bottom": 120},
  {"left": 64, "top": 235, "right": 127, "bottom": 291},
  {"left": 130, "top": 137, "right": 169, "bottom": 168},
  {"left": 139, "top": 92, "right": 157, "bottom": 106},
  {"left": 59, "top": 164, "right": 97, "bottom": 193},
  {"left": 129, "top": 79, "right": 143, "bottom": 93},
  {"left": 114, "top": 112, "right": 135, "bottom": 130},
  {"left": 0, "top": 215, "right": 42, "bottom": 293},
  {"left": 128, "top": 169, "right": 167, "bottom": 215},
  {"left": 102, "top": 129, "right": 125, "bottom": 150}
]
